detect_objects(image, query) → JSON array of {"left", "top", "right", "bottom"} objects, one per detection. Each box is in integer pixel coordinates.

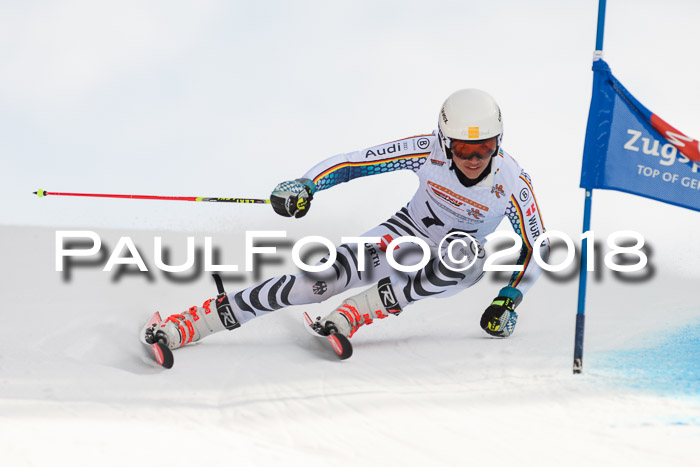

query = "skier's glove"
[
  {"left": 270, "top": 178, "right": 316, "bottom": 218},
  {"left": 480, "top": 286, "right": 523, "bottom": 338}
]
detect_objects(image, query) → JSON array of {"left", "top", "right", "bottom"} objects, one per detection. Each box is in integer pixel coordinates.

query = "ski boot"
[
  {"left": 319, "top": 278, "right": 402, "bottom": 338},
  {"left": 145, "top": 301, "right": 229, "bottom": 350},
  {"left": 142, "top": 274, "right": 240, "bottom": 351}
]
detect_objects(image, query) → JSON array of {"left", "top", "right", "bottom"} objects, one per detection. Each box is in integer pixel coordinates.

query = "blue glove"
[
  {"left": 270, "top": 178, "right": 316, "bottom": 218},
  {"left": 480, "top": 286, "right": 522, "bottom": 337}
]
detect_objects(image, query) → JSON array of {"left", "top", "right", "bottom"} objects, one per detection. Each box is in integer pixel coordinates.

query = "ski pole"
[{"left": 33, "top": 188, "right": 270, "bottom": 204}]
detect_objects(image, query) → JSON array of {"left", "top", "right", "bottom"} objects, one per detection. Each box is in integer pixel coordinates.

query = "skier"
[{"left": 148, "top": 89, "right": 550, "bottom": 352}]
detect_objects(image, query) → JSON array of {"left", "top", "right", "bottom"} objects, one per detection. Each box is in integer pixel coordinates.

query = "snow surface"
[
  {"left": 2, "top": 1, "right": 699, "bottom": 466},
  {"left": 0, "top": 225, "right": 698, "bottom": 467}
]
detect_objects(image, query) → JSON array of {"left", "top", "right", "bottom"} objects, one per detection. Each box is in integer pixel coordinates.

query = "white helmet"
[{"left": 438, "top": 89, "right": 503, "bottom": 159}]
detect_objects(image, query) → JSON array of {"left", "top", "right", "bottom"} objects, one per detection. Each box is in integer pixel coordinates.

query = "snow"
[
  {"left": 2, "top": 1, "right": 700, "bottom": 466},
  {"left": 0, "top": 225, "right": 698, "bottom": 466}
]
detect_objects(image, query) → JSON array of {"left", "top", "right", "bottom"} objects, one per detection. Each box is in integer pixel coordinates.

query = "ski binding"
[{"left": 303, "top": 312, "right": 353, "bottom": 360}]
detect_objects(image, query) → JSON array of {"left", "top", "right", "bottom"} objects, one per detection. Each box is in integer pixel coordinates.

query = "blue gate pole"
[
  {"left": 573, "top": 0, "right": 606, "bottom": 375},
  {"left": 595, "top": 0, "right": 607, "bottom": 51},
  {"left": 573, "top": 190, "right": 593, "bottom": 374}
]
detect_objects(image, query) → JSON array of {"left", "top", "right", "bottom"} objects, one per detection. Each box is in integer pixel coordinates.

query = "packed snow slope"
[{"left": 0, "top": 225, "right": 697, "bottom": 467}]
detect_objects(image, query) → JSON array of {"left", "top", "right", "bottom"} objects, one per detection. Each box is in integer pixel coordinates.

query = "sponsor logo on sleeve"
[
  {"left": 365, "top": 142, "right": 404, "bottom": 158},
  {"left": 519, "top": 188, "right": 530, "bottom": 203},
  {"left": 525, "top": 202, "right": 540, "bottom": 237},
  {"left": 528, "top": 215, "right": 541, "bottom": 238},
  {"left": 526, "top": 203, "right": 536, "bottom": 217},
  {"left": 416, "top": 137, "right": 431, "bottom": 150}
]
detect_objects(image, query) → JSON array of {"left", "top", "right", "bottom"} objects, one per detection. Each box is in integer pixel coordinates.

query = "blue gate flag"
[{"left": 580, "top": 59, "right": 700, "bottom": 212}]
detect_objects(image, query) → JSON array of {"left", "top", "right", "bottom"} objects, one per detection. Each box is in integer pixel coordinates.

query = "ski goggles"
[{"left": 449, "top": 136, "right": 499, "bottom": 161}]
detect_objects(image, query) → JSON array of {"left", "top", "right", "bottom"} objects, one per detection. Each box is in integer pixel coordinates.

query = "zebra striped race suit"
[{"left": 228, "top": 131, "right": 549, "bottom": 325}]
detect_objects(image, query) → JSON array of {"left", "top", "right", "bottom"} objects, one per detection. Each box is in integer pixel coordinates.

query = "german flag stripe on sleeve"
[
  {"left": 509, "top": 194, "right": 532, "bottom": 288},
  {"left": 313, "top": 152, "right": 430, "bottom": 185},
  {"left": 510, "top": 195, "right": 531, "bottom": 250},
  {"left": 519, "top": 174, "right": 546, "bottom": 231}
]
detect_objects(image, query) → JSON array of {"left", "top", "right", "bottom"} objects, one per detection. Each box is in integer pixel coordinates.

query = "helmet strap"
[{"left": 438, "top": 128, "right": 453, "bottom": 160}]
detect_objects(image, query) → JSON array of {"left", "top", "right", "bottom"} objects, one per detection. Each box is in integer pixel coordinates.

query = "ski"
[
  {"left": 302, "top": 312, "right": 353, "bottom": 360},
  {"left": 140, "top": 312, "right": 174, "bottom": 369}
]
